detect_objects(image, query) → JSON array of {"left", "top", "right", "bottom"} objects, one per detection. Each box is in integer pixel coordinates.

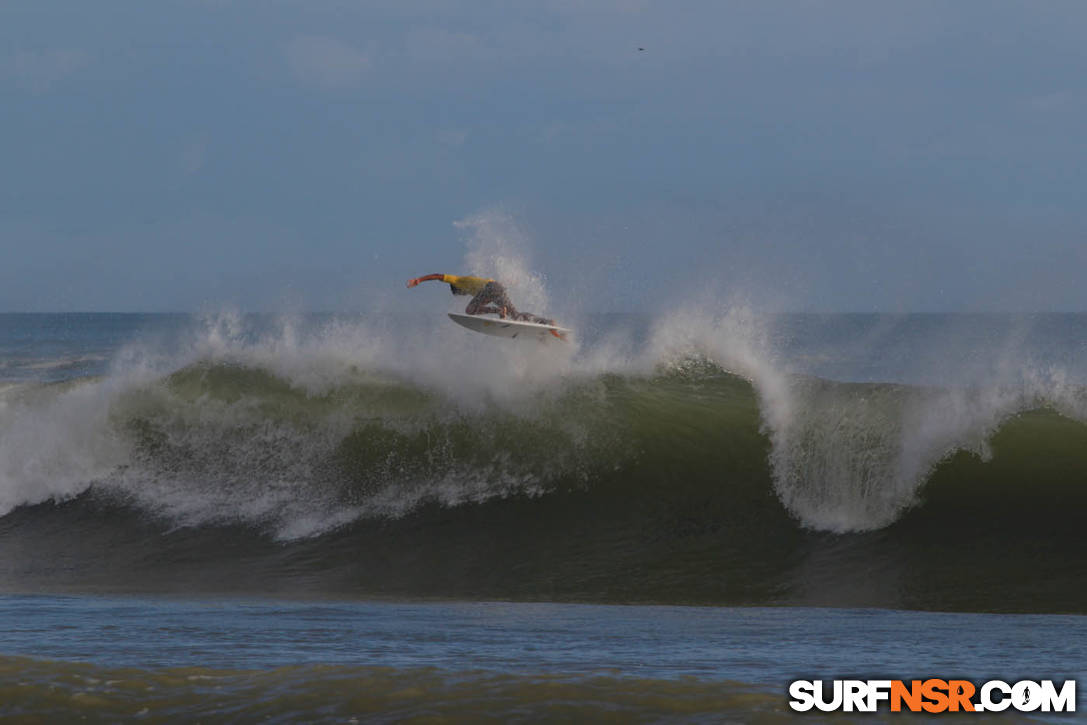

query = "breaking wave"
[{"left": 2, "top": 305, "right": 1086, "bottom": 610}]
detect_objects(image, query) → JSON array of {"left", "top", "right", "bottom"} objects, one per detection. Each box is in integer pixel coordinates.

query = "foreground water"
[{"left": 2, "top": 595, "right": 1084, "bottom": 721}]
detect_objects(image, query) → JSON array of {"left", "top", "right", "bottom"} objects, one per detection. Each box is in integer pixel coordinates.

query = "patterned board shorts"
[{"left": 474, "top": 281, "right": 512, "bottom": 308}]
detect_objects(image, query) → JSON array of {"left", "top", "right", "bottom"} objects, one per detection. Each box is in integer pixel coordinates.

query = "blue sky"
[{"left": 2, "top": 1, "right": 1086, "bottom": 312}]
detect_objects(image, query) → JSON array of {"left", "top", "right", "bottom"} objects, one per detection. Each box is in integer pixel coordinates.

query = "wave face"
[{"left": 1, "top": 312, "right": 1086, "bottom": 612}]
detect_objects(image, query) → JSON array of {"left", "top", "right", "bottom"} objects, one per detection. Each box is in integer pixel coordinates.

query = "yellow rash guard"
[{"left": 441, "top": 274, "right": 493, "bottom": 295}]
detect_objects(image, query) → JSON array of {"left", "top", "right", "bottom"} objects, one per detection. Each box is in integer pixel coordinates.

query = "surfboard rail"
[{"left": 448, "top": 312, "right": 571, "bottom": 340}]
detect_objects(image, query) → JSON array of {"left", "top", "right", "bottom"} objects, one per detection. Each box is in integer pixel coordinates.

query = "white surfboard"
[{"left": 448, "top": 313, "right": 571, "bottom": 341}]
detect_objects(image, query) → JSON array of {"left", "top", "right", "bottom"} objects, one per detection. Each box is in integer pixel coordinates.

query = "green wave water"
[{"left": 2, "top": 360, "right": 1084, "bottom": 612}]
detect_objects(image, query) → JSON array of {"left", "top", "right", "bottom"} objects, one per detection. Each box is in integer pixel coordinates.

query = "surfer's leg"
[
  {"left": 466, "top": 286, "right": 500, "bottom": 315},
  {"left": 471, "top": 282, "right": 518, "bottom": 319},
  {"left": 509, "top": 308, "right": 553, "bottom": 325},
  {"left": 466, "top": 300, "right": 505, "bottom": 316},
  {"left": 465, "top": 295, "right": 485, "bottom": 314},
  {"left": 482, "top": 283, "right": 555, "bottom": 324},
  {"left": 488, "top": 282, "right": 515, "bottom": 313}
]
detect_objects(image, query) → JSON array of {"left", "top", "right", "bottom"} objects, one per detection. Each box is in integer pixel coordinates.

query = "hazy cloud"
[
  {"left": 6, "top": 48, "right": 88, "bottom": 93},
  {"left": 437, "top": 128, "right": 469, "bottom": 147},
  {"left": 405, "top": 27, "right": 484, "bottom": 62},
  {"left": 1028, "top": 89, "right": 1087, "bottom": 113},
  {"left": 286, "top": 36, "right": 370, "bottom": 90},
  {"left": 5, "top": 1, "right": 1087, "bottom": 311},
  {"left": 179, "top": 137, "right": 209, "bottom": 175}
]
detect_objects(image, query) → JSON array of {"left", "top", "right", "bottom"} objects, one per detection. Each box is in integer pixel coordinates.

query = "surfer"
[{"left": 406, "top": 274, "right": 555, "bottom": 325}]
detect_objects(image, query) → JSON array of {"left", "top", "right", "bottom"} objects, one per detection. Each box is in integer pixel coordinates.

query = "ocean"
[{"left": 1, "top": 311, "right": 1085, "bottom": 721}]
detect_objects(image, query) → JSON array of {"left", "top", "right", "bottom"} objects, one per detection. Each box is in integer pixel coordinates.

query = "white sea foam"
[{"left": 0, "top": 379, "right": 129, "bottom": 516}]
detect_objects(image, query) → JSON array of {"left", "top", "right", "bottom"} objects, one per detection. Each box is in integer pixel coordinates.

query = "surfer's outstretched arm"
[{"left": 406, "top": 274, "right": 445, "bottom": 288}]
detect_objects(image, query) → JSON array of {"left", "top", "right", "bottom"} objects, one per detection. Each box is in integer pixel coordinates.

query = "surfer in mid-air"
[{"left": 405, "top": 273, "right": 555, "bottom": 325}]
